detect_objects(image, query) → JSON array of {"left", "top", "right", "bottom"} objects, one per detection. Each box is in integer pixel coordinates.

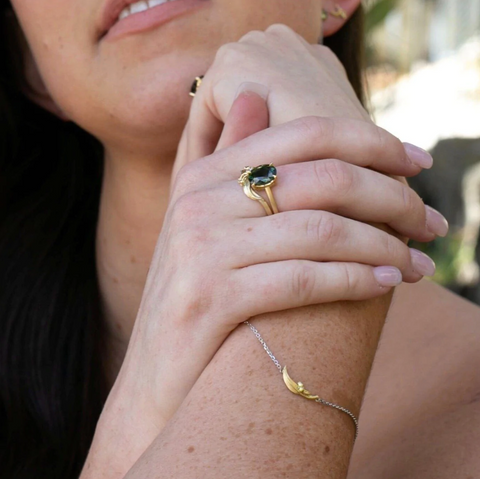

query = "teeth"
[
  {"left": 130, "top": 1, "right": 148, "bottom": 13},
  {"left": 119, "top": 7, "right": 130, "bottom": 19},
  {"left": 118, "top": 0, "right": 172, "bottom": 21},
  {"left": 148, "top": 0, "right": 169, "bottom": 6}
]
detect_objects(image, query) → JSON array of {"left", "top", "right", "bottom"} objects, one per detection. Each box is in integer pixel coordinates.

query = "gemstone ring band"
[{"left": 238, "top": 164, "right": 279, "bottom": 216}]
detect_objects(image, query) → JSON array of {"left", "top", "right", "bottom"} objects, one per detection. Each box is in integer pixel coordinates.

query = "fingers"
[
  {"left": 214, "top": 159, "right": 448, "bottom": 241},
  {"left": 181, "top": 116, "right": 430, "bottom": 197},
  {"left": 234, "top": 260, "right": 400, "bottom": 318},
  {"left": 173, "top": 84, "right": 269, "bottom": 183},
  {"left": 215, "top": 85, "right": 270, "bottom": 151},
  {"left": 170, "top": 119, "right": 193, "bottom": 196},
  {"left": 229, "top": 210, "right": 424, "bottom": 283}
]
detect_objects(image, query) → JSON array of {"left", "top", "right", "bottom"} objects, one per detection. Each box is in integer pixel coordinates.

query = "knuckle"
[
  {"left": 399, "top": 243, "right": 414, "bottom": 271},
  {"left": 315, "top": 43, "right": 336, "bottom": 59},
  {"left": 371, "top": 125, "right": 405, "bottom": 160},
  {"left": 184, "top": 278, "right": 216, "bottom": 319},
  {"left": 173, "top": 161, "right": 203, "bottom": 197},
  {"left": 306, "top": 212, "right": 340, "bottom": 247},
  {"left": 294, "top": 115, "right": 333, "bottom": 140},
  {"left": 214, "top": 42, "right": 230, "bottom": 61},
  {"left": 339, "top": 263, "right": 358, "bottom": 296},
  {"left": 290, "top": 261, "right": 317, "bottom": 302},
  {"left": 171, "top": 274, "right": 218, "bottom": 326},
  {"left": 372, "top": 124, "right": 386, "bottom": 152},
  {"left": 382, "top": 233, "right": 403, "bottom": 266},
  {"left": 314, "top": 44, "right": 347, "bottom": 74},
  {"left": 215, "top": 41, "right": 234, "bottom": 58},
  {"left": 214, "top": 41, "right": 248, "bottom": 64},
  {"left": 399, "top": 183, "right": 416, "bottom": 217},
  {"left": 396, "top": 184, "right": 426, "bottom": 237},
  {"left": 319, "top": 159, "right": 354, "bottom": 196},
  {"left": 239, "top": 29, "right": 265, "bottom": 43},
  {"left": 265, "top": 23, "right": 295, "bottom": 37},
  {"left": 170, "top": 190, "right": 204, "bottom": 230}
]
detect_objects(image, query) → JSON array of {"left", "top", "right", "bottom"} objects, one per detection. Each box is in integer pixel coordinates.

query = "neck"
[{"left": 95, "top": 145, "right": 175, "bottom": 382}]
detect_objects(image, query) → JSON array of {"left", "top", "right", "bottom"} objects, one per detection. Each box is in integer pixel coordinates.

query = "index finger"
[{"left": 197, "top": 115, "right": 430, "bottom": 184}]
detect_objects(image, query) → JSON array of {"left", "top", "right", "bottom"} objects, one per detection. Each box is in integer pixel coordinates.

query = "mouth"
[{"left": 99, "top": 0, "right": 209, "bottom": 42}]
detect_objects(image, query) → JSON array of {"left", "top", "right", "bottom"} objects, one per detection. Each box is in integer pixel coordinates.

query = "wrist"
[{"left": 79, "top": 363, "right": 167, "bottom": 479}]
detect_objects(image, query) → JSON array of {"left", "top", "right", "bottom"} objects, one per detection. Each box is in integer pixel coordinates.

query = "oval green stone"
[{"left": 248, "top": 165, "right": 277, "bottom": 187}]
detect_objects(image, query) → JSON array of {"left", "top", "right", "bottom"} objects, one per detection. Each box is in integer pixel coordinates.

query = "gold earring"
[
  {"left": 322, "top": 5, "right": 347, "bottom": 20},
  {"left": 189, "top": 75, "right": 204, "bottom": 98},
  {"left": 331, "top": 5, "right": 347, "bottom": 18}
]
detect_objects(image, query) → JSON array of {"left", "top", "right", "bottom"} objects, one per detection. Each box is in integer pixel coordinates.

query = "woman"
[{"left": 1, "top": 0, "right": 479, "bottom": 477}]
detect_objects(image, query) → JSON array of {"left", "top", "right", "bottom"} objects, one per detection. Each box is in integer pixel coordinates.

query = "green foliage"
[
  {"left": 409, "top": 233, "right": 464, "bottom": 286},
  {"left": 365, "top": 0, "right": 400, "bottom": 34}
]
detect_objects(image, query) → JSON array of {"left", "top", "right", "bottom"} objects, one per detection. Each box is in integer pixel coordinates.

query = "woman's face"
[{"left": 10, "top": 0, "right": 324, "bottom": 155}]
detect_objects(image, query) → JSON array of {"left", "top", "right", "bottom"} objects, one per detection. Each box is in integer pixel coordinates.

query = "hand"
[
  {"left": 90, "top": 105, "right": 439, "bottom": 479},
  {"left": 81, "top": 26, "right": 447, "bottom": 479},
  {"left": 137, "top": 103, "right": 440, "bottom": 418},
  {"left": 171, "top": 24, "right": 440, "bottom": 249},
  {"left": 173, "top": 23, "right": 427, "bottom": 175}
]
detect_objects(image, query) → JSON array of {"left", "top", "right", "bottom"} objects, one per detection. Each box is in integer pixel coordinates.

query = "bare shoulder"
[{"left": 349, "top": 279, "right": 480, "bottom": 478}]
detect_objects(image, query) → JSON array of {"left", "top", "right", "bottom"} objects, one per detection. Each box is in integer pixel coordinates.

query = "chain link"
[
  {"left": 244, "top": 320, "right": 283, "bottom": 373},
  {"left": 243, "top": 320, "right": 359, "bottom": 441}
]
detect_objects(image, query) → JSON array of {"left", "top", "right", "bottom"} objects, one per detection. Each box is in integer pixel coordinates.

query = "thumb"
[
  {"left": 215, "top": 82, "right": 270, "bottom": 151},
  {"left": 171, "top": 82, "right": 269, "bottom": 192}
]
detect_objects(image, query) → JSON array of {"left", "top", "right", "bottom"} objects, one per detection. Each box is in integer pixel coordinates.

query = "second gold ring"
[{"left": 238, "top": 164, "right": 279, "bottom": 216}]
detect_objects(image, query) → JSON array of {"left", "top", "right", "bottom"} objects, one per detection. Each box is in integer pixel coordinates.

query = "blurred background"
[{"left": 363, "top": 0, "right": 480, "bottom": 304}]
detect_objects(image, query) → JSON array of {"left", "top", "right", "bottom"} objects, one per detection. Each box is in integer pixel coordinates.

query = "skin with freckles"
[
  {"left": 12, "top": 0, "right": 326, "bottom": 157},
  {"left": 7, "top": 0, "right": 480, "bottom": 477},
  {"left": 10, "top": 0, "right": 341, "bottom": 352}
]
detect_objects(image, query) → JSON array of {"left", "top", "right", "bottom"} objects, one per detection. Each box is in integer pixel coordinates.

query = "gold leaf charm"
[{"left": 282, "top": 366, "right": 319, "bottom": 400}]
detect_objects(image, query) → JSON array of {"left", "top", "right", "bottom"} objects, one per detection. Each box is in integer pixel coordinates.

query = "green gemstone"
[{"left": 248, "top": 165, "right": 277, "bottom": 187}]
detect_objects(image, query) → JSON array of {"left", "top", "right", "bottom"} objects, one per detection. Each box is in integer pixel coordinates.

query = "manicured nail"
[
  {"left": 373, "top": 266, "right": 403, "bottom": 287},
  {"left": 403, "top": 142, "right": 433, "bottom": 169},
  {"left": 234, "top": 81, "right": 269, "bottom": 100},
  {"left": 410, "top": 248, "right": 436, "bottom": 276},
  {"left": 425, "top": 205, "right": 449, "bottom": 237}
]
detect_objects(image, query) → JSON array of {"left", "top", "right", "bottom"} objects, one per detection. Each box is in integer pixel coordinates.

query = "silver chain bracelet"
[{"left": 244, "top": 320, "right": 359, "bottom": 441}]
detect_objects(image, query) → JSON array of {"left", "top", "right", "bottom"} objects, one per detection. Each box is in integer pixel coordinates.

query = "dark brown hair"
[
  {"left": 324, "top": 5, "right": 366, "bottom": 106},
  {"left": 0, "top": 3, "right": 366, "bottom": 477}
]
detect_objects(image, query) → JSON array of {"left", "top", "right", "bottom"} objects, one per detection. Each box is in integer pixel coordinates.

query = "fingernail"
[
  {"left": 410, "top": 248, "right": 436, "bottom": 276},
  {"left": 403, "top": 142, "right": 433, "bottom": 169},
  {"left": 373, "top": 266, "right": 403, "bottom": 287},
  {"left": 234, "top": 81, "right": 269, "bottom": 100},
  {"left": 425, "top": 205, "right": 449, "bottom": 237}
]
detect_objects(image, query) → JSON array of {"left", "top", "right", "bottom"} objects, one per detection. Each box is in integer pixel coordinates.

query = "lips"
[
  {"left": 99, "top": 0, "right": 208, "bottom": 41},
  {"left": 99, "top": 0, "right": 133, "bottom": 38}
]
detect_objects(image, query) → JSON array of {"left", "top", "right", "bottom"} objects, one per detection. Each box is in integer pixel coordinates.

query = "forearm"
[
  {"left": 123, "top": 294, "right": 393, "bottom": 479},
  {"left": 79, "top": 114, "right": 428, "bottom": 479}
]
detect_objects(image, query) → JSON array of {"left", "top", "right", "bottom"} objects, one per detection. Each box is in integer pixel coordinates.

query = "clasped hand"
[{"left": 84, "top": 24, "right": 447, "bottom": 479}]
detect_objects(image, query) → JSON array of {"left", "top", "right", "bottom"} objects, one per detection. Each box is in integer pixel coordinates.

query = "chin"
[{"left": 70, "top": 54, "right": 213, "bottom": 156}]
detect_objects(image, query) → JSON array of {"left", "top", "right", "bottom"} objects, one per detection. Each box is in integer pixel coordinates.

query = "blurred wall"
[{"left": 369, "top": 0, "right": 480, "bottom": 69}]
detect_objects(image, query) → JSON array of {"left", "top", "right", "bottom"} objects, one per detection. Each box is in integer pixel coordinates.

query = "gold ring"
[{"left": 238, "top": 164, "right": 279, "bottom": 216}]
